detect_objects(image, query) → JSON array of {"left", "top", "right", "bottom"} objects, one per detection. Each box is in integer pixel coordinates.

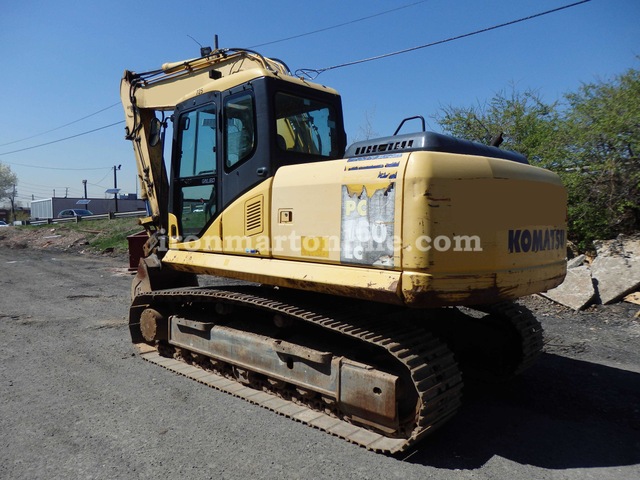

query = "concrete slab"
[
  {"left": 567, "top": 254, "right": 586, "bottom": 269},
  {"left": 591, "top": 236, "right": 640, "bottom": 304},
  {"left": 540, "top": 265, "right": 595, "bottom": 310}
]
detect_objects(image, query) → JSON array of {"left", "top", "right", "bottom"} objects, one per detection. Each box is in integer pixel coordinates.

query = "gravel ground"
[{"left": 1, "top": 244, "right": 639, "bottom": 480}]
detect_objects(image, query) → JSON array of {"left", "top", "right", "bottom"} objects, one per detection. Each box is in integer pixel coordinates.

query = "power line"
[
  {"left": 90, "top": 169, "right": 114, "bottom": 187},
  {"left": 13, "top": 168, "right": 125, "bottom": 200},
  {"left": 18, "top": 180, "right": 82, "bottom": 192},
  {"left": 249, "top": 0, "right": 429, "bottom": 48},
  {"left": 5, "top": 2, "right": 417, "bottom": 165},
  {"left": 18, "top": 180, "right": 60, "bottom": 188},
  {"left": 0, "top": 102, "right": 121, "bottom": 147},
  {"left": 2, "top": 161, "right": 112, "bottom": 171},
  {"left": 0, "top": 120, "right": 124, "bottom": 159},
  {"left": 0, "top": 0, "right": 592, "bottom": 168},
  {"left": 16, "top": 186, "right": 55, "bottom": 195},
  {"left": 297, "top": 0, "right": 593, "bottom": 78},
  {"left": 16, "top": 184, "right": 81, "bottom": 195}
]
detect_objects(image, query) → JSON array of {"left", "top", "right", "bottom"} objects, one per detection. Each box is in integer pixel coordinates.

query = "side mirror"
[{"left": 149, "top": 117, "right": 162, "bottom": 147}]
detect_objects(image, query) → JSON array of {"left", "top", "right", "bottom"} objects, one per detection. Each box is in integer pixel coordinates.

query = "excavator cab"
[{"left": 168, "top": 76, "right": 347, "bottom": 239}]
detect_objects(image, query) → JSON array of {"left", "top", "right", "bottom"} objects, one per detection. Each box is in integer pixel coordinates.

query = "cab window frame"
[
  {"left": 223, "top": 90, "right": 257, "bottom": 173},
  {"left": 171, "top": 97, "right": 219, "bottom": 237}
]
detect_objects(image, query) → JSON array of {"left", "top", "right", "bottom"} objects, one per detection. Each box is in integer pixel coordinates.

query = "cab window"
[
  {"left": 175, "top": 104, "right": 217, "bottom": 235},
  {"left": 275, "top": 92, "right": 338, "bottom": 158},
  {"left": 178, "top": 107, "right": 217, "bottom": 177},
  {"left": 225, "top": 93, "right": 255, "bottom": 169}
]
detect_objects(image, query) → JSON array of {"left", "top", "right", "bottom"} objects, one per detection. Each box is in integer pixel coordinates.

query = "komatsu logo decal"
[{"left": 508, "top": 228, "right": 566, "bottom": 253}]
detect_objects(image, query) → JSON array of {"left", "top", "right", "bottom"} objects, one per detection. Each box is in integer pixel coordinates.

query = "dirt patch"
[
  {"left": 520, "top": 292, "right": 640, "bottom": 369},
  {"left": 0, "top": 224, "right": 129, "bottom": 258},
  {"left": 1, "top": 225, "right": 87, "bottom": 251}
]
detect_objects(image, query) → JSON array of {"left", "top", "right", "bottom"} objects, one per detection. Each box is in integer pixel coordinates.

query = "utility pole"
[
  {"left": 82, "top": 180, "right": 87, "bottom": 199},
  {"left": 10, "top": 184, "right": 16, "bottom": 222},
  {"left": 113, "top": 165, "right": 121, "bottom": 212}
]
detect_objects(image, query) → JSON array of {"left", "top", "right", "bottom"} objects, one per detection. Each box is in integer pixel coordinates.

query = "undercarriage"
[{"left": 129, "top": 285, "right": 542, "bottom": 454}]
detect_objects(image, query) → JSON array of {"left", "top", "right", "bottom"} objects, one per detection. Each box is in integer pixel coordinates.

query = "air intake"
[{"left": 245, "top": 196, "right": 264, "bottom": 235}]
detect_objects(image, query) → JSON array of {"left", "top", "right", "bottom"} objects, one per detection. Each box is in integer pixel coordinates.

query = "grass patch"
[
  {"left": 86, "top": 218, "right": 145, "bottom": 253},
  {"left": 28, "top": 217, "right": 145, "bottom": 254}
]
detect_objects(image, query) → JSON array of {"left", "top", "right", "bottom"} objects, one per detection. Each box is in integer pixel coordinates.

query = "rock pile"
[{"left": 541, "top": 234, "right": 640, "bottom": 310}]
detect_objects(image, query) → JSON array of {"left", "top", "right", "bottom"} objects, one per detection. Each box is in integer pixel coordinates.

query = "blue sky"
[{"left": 0, "top": 0, "right": 638, "bottom": 206}]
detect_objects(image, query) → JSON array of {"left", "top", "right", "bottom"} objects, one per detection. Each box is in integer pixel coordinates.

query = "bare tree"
[
  {"left": 353, "top": 107, "right": 379, "bottom": 142},
  {"left": 0, "top": 163, "right": 18, "bottom": 220}
]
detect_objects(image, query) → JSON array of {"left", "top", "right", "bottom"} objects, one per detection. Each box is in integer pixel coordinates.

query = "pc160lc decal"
[{"left": 341, "top": 182, "right": 396, "bottom": 267}]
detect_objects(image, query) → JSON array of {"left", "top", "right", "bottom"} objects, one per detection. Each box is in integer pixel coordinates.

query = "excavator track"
[
  {"left": 425, "top": 301, "right": 544, "bottom": 383},
  {"left": 129, "top": 286, "right": 463, "bottom": 454},
  {"left": 482, "top": 301, "right": 544, "bottom": 378}
]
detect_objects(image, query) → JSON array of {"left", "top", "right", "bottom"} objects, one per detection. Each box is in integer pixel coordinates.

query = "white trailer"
[{"left": 30, "top": 198, "right": 53, "bottom": 219}]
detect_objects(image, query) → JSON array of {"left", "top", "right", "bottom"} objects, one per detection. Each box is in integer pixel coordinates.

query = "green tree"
[
  {"left": 435, "top": 87, "right": 564, "bottom": 168},
  {"left": 434, "top": 68, "right": 640, "bottom": 251},
  {"left": 561, "top": 68, "right": 640, "bottom": 247}
]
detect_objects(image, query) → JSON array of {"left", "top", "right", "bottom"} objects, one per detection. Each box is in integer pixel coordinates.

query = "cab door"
[{"left": 170, "top": 91, "right": 221, "bottom": 241}]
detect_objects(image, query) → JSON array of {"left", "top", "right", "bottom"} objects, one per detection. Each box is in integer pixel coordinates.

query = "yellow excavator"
[{"left": 120, "top": 46, "right": 566, "bottom": 454}]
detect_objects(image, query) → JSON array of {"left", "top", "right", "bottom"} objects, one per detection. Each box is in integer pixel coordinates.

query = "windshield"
[{"left": 275, "top": 92, "right": 338, "bottom": 158}]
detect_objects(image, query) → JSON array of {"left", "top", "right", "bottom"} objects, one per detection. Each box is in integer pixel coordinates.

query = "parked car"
[
  {"left": 0, "top": 220, "right": 9, "bottom": 227},
  {"left": 57, "top": 209, "right": 93, "bottom": 218}
]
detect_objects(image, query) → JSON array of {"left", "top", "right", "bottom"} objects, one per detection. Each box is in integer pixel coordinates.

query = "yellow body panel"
[
  {"left": 270, "top": 160, "right": 343, "bottom": 263},
  {"left": 162, "top": 151, "right": 566, "bottom": 307},
  {"left": 270, "top": 153, "right": 405, "bottom": 267},
  {"left": 162, "top": 250, "right": 402, "bottom": 305},
  {"left": 168, "top": 212, "right": 222, "bottom": 252},
  {"left": 400, "top": 151, "right": 567, "bottom": 305},
  {"left": 222, "top": 179, "right": 272, "bottom": 256}
]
